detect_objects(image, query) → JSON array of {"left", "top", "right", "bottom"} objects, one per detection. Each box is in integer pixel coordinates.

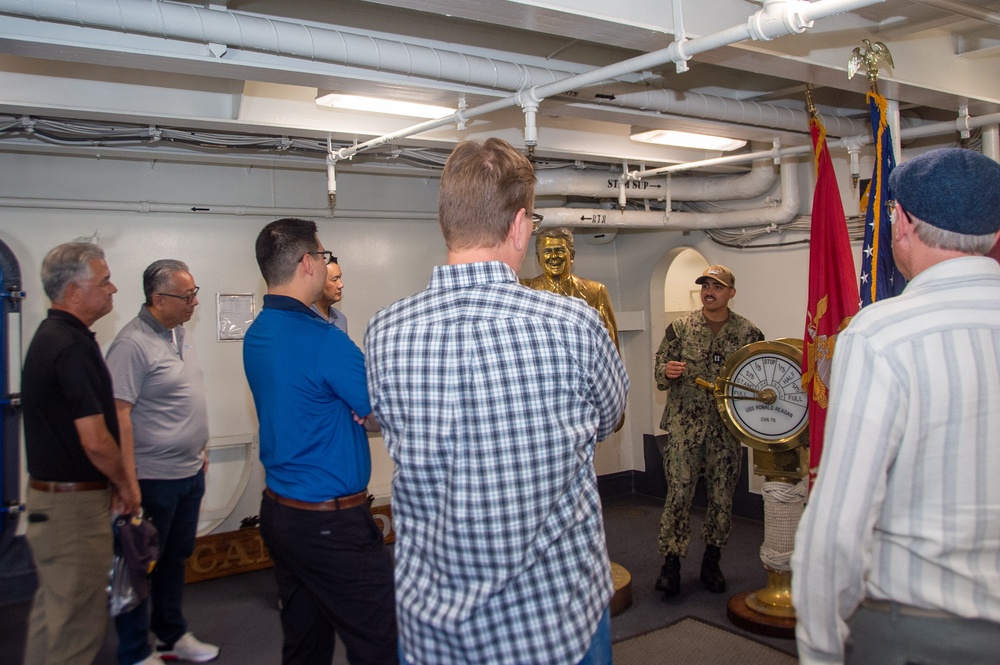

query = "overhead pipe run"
[
  {"left": 539, "top": 157, "right": 799, "bottom": 231},
  {"left": 0, "top": 0, "right": 577, "bottom": 92},
  {"left": 0, "top": 0, "right": 880, "bottom": 160},
  {"left": 4, "top": 112, "right": 994, "bottom": 231},
  {"left": 629, "top": 110, "right": 1000, "bottom": 179},
  {"left": 0, "top": 197, "right": 437, "bottom": 220},
  {"left": 535, "top": 158, "right": 776, "bottom": 201},
  {"left": 332, "top": 0, "right": 883, "bottom": 161},
  {"left": 532, "top": 110, "right": 1000, "bottom": 234}
]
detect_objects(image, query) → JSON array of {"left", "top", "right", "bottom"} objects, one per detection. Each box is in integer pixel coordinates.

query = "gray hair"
[
  {"left": 913, "top": 216, "right": 997, "bottom": 255},
  {"left": 41, "top": 242, "right": 106, "bottom": 303},
  {"left": 143, "top": 259, "right": 190, "bottom": 305}
]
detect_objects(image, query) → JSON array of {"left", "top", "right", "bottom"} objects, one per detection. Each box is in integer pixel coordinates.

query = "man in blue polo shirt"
[{"left": 243, "top": 218, "right": 397, "bottom": 665}]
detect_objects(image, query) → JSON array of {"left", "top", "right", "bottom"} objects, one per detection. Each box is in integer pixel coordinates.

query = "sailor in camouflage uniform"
[{"left": 654, "top": 265, "right": 763, "bottom": 596}]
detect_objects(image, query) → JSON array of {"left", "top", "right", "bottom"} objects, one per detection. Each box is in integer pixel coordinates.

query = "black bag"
[{"left": 108, "top": 514, "right": 159, "bottom": 617}]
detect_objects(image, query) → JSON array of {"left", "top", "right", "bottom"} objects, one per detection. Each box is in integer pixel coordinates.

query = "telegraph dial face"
[{"left": 715, "top": 339, "right": 808, "bottom": 453}]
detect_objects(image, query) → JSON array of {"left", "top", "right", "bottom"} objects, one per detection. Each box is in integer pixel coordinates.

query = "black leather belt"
[
  {"left": 265, "top": 487, "right": 369, "bottom": 511},
  {"left": 29, "top": 478, "right": 109, "bottom": 492}
]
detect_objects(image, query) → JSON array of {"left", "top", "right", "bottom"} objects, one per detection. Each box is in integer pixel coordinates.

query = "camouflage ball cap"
[{"left": 695, "top": 265, "right": 735, "bottom": 288}]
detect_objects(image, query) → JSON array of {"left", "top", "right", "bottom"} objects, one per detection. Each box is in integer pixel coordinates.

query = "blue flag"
[{"left": 859, "top": 92, "right": 906, "bottom": 306}]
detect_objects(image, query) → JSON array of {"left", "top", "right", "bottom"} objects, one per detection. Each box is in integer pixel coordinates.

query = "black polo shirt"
[{"left": 23, "top": 309, "right": 119, "bottom": 482}]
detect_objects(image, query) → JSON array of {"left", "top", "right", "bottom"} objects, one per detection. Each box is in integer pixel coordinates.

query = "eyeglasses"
[
  {"left": 531, "top": 213, "right": 543, "bottom": 234},
  {"left": 156, "top": 286, "right": 200, "bottom": 304},
  {"left": 299, "top": 251, "right": 337, "bottom": 265}
]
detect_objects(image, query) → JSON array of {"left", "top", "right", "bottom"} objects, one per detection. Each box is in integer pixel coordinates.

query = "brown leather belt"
[
  {"left": 265, "top": 487, "right": 369, "bottom": 511},
  {"left": 29, "top": 478, "right": 109, "bottom": 493},
  {"left": 862, "top": 598, "right": 957, "bottom": 620}
]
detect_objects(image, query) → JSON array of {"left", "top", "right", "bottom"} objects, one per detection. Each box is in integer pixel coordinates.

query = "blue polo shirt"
[{"left": 243, "top": 294, "right": 372, "bottom": 502}]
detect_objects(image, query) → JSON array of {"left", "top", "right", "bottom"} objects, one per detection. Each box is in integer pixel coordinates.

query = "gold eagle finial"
[{"left": 848, "top": 39, "right": 894, "bottom": 89}]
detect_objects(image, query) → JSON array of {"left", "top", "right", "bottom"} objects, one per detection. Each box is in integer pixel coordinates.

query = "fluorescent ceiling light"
[
  {"left": 316, "top": 92, "right": 455, "bottom": 119},
  {"left": 630, "top": 129, "right": 746, "bottom": 152}
]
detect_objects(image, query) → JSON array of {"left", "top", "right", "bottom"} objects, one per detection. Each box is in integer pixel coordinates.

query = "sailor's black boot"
[
  {"left": 655, "top": 554, "right": 681, "bottom": 596},
  {"left": 700, "top": 545, "right": 726, "bottom": 593}
]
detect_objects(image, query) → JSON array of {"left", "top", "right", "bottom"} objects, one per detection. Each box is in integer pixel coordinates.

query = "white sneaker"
[{"left": 156, "top": 632, "right": 220, "bottom": 663}]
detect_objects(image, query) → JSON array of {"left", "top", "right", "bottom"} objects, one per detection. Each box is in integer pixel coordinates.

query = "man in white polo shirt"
[{"left": 106, "top": 259, "right": 219, "bottom": 665}]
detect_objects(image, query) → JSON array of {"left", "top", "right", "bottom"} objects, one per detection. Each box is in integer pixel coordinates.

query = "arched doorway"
[{"left": 647, "top": 247, "right": 709, "bottom": 434}]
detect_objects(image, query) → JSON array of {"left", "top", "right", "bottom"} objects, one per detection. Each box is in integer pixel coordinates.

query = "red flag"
[{"left": 802, "top": 116, "right": 859, "bottom": 488}]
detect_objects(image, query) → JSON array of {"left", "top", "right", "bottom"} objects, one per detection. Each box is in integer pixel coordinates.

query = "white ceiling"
[{"left": 0, "top": 0, "right": 997, "bottom": 174}]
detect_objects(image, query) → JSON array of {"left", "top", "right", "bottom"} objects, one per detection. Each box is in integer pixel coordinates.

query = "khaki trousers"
[{"left": 24, "top": 487, "right": 113, "bottom": 665}]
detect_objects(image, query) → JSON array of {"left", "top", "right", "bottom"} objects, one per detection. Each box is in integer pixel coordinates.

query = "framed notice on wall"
[{"left": 217, "top": 293, "right": 255, "bottom": 342}]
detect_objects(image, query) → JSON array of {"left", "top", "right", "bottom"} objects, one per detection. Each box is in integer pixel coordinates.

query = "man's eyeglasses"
[
  {"left": 531, "top": 213, "right": 543, "bottom": 234},
  {"left": 300, "top": 251, "right": 337, "bottom": 265},
  {"left": 156, "top": 286, "right": 200, "bottom": 305}
]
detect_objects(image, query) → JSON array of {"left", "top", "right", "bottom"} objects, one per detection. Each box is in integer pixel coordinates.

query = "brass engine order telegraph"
[
  {"left": 696, "top": 338, "right": 808, "bottom": 635},
  {"left": 697, "top": 338, "right": 808, "bottom": 455}
]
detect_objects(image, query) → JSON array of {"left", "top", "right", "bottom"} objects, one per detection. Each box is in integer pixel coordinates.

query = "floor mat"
[{"left": 612, "top": 616, "right": 797, "bottom": 665}]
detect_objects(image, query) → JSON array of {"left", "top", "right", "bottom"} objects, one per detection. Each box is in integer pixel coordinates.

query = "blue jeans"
[
  {"left": 577, "top": 607, "right": 612, "bottom": 665},
  {"left": 397, "top": 606, "right": 611, "bottom": 665},
  {"left": 116, "top": 470, "right": 205, "bottom": 665}
]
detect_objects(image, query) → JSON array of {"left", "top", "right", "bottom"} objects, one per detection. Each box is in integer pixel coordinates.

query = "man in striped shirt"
[{"left": 792, "top": 147, "right": 1000, "bottom": 665}]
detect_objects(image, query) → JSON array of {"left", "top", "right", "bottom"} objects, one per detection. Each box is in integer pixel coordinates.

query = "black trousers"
[{"left": 259, "top": 492, "right": 398, "bottom": 665}]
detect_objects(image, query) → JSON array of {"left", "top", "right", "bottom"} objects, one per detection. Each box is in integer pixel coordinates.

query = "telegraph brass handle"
[{"left": 695, "top": 377, "right": 776, "bottom": 404}]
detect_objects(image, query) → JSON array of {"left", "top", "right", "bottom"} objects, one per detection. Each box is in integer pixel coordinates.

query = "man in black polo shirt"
[{"left": 23, "top": 242, "right": 140, "bottom": 665}]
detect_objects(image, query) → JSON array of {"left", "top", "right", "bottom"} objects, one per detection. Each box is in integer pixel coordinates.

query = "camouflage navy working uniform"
[{"left": 655, "top": 310, "right": 763, "bottom": 557}]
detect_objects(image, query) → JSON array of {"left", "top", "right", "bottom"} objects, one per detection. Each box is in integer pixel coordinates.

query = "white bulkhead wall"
[{"left": 0, "top": 145, "right": 870, "bottom": 533}]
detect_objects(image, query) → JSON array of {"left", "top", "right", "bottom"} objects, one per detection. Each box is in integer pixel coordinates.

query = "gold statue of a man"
[{"left": 521, "top": 227, "right": 620, "bottom": 350}]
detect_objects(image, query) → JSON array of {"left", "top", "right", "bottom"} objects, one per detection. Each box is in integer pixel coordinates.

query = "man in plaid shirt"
[{"left": 366, "top": 138, "right": 628, "bottom": 665}]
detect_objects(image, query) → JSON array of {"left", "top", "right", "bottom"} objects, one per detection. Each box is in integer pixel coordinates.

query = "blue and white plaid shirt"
[{"left": 366, "top": 261, "right": 629, "bottom": 665}]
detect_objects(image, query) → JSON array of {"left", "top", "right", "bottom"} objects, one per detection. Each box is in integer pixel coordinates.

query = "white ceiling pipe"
[
  {"left": 635, "top": 143, "right": 801, "bottom": 177},
  {"left": 0, "top": 0, "right": 877, "bottom": 155},
  {"left": 539, "top": 158, "right": 799, "bottom": 231},
  {"left": 521, "top": 0, "right": 878, "bottom": 130},
  {"left": 894, "top": 110, "right": 1000, "bottom": 141},
  {"left": 535, "top": 158, "right": 776, "bottom": 201},
  {"left": 0, "top": 197, "right": 437, "bottom": 219},
  {"left": 338, "top": 0, "right": 881, "bottom": 159}
]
